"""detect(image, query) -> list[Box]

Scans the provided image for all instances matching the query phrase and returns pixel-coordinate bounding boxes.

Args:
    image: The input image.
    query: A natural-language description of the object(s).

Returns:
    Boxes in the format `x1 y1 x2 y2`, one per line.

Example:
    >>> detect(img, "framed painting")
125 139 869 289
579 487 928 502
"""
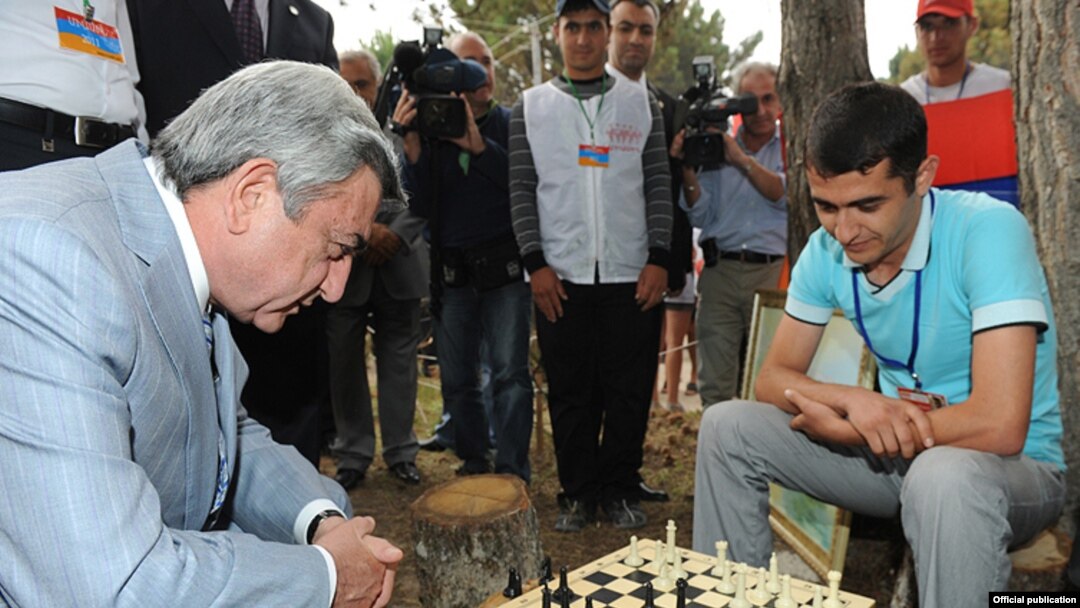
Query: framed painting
741 289 876 580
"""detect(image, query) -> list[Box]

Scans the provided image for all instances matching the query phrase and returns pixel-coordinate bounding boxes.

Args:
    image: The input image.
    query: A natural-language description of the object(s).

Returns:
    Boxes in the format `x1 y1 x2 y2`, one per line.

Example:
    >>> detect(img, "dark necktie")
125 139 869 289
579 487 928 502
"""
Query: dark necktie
230 0 264 65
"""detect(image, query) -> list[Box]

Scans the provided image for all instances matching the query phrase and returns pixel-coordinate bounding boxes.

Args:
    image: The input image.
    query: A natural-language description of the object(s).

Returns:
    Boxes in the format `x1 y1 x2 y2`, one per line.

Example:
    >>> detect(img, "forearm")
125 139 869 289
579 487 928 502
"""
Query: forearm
680 165 702 207
508 100 543 261
742 157 785 202
924 399 1029 455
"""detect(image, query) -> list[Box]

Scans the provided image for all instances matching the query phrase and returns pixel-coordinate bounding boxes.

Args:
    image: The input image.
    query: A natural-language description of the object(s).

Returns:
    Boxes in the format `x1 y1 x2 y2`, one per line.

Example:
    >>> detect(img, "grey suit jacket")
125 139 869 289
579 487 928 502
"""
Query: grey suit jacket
0 142 349 607
342 208 429 306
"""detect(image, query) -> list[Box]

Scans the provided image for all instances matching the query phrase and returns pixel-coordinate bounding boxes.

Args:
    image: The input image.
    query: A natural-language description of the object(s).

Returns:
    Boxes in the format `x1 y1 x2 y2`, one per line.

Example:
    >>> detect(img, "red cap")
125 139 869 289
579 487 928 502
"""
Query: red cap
916 0 974 20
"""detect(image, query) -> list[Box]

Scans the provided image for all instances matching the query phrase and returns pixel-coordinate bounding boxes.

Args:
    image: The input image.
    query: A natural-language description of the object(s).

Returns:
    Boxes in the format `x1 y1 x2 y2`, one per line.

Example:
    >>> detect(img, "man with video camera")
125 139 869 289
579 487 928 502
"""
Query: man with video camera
671 61 786 407
394 32 533 482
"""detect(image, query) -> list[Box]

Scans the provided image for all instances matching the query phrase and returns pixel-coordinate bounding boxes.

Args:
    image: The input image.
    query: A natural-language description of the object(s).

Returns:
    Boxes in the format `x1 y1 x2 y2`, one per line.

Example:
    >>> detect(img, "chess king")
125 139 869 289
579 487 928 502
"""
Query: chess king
693 82 1064 608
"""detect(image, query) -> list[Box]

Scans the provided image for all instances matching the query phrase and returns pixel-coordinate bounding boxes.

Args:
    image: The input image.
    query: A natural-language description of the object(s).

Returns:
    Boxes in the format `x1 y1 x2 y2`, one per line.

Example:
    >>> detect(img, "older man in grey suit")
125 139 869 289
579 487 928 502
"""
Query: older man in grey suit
0 62 401 607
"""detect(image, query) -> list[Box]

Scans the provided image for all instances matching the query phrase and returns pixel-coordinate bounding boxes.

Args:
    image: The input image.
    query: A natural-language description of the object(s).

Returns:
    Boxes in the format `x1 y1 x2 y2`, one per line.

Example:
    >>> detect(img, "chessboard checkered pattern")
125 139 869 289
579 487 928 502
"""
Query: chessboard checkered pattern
500 539 875 608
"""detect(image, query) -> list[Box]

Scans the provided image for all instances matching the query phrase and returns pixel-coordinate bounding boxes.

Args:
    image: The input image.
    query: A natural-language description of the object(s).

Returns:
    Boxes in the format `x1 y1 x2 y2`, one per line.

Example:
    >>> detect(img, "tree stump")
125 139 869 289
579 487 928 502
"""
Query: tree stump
411 474 545 608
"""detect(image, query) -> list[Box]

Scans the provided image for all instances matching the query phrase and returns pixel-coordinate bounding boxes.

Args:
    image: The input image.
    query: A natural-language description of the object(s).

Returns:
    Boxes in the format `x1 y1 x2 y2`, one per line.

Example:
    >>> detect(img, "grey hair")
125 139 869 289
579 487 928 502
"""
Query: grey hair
339 48 383 84
732 61 778 95
610 0 661 21
152 60 403 219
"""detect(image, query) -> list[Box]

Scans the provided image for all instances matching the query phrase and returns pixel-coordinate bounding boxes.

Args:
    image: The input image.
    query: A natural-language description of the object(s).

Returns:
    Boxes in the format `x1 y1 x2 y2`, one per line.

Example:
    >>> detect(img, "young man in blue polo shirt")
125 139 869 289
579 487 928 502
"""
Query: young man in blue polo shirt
692 82 1064 607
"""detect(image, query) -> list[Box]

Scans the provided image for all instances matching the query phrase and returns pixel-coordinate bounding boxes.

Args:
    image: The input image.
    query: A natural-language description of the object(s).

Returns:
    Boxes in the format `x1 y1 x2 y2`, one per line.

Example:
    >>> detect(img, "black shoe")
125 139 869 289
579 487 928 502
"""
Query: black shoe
334 467 365 490
555 498 594 533
418 435 449 452
455 460 493 476
638 480 670 502
603 499 647 529
389 461 422 485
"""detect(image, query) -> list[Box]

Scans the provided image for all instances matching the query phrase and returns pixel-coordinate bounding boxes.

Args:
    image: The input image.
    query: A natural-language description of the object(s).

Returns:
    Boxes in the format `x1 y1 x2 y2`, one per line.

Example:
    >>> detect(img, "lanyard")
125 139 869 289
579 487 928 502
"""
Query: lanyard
924 62 971 104
851 191 935 390
83 0 95 21
564 71 607 144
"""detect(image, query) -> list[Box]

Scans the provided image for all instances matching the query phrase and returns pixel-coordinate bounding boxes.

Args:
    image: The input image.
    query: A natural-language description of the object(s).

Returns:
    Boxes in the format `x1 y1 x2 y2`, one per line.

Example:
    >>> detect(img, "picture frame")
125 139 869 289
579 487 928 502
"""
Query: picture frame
741 289 877 580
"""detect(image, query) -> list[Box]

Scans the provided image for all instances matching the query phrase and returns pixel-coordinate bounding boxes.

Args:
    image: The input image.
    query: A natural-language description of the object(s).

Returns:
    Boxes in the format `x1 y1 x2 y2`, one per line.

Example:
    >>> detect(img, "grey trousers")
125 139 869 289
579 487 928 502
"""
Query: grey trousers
326 277 421 472
696 259 783 406
693 400 1065 608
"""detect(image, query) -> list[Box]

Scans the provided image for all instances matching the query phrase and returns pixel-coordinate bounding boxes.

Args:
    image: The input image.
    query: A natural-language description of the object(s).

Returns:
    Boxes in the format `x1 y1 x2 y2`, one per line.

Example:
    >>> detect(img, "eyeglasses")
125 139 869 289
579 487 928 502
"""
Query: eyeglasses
915 16 966 36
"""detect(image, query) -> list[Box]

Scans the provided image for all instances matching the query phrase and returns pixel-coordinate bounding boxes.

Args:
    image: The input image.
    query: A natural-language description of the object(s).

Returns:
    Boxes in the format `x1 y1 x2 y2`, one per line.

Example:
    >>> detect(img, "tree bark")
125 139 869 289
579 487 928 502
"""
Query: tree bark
1012 0 1080 530
778 0 874 262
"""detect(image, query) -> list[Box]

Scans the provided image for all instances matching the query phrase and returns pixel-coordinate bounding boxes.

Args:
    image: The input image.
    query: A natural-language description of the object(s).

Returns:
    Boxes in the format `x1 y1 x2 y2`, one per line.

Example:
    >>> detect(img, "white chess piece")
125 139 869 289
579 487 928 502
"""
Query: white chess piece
623 535 644 567
813 585 824 608
749 566 771 603
715 557 735 594
671 546 687 580
774 574 796 608
666 519 677 564
711 540 728 577
767 552 781 594
654 561 675 592
823 570 842 608
651 539 666 575
728 566 751 608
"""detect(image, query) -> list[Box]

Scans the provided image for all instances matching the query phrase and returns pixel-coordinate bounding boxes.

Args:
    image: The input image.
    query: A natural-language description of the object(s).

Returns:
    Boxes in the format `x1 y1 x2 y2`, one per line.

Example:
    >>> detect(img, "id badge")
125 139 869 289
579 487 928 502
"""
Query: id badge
897 387 948 412
578 144 610 168
55 7 125 63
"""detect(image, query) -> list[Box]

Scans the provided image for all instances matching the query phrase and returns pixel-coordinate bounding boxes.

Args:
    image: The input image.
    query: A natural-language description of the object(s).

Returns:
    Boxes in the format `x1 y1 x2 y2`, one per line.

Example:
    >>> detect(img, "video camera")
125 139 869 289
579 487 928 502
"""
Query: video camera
374 26 488 139
673 56 759 167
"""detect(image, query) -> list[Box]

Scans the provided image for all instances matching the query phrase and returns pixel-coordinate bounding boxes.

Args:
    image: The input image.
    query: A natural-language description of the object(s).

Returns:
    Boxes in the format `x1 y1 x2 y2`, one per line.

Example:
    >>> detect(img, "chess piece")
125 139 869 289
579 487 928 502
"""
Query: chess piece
643 581 656 608
539 556 553 585
650 539 666 575
584 597 594 608
671 545 687 581
666 519 677 564
675 578 688 608
714 557 735 594
541 584 552 608
624 535 644 567
729 566 751 608
823 570 842 608
774 574 796 608
749 566 771 604
767 552 781 594
813 585 824 608
654 562 675 592
557 565 571 604
711 540 728 577
503 567 522 598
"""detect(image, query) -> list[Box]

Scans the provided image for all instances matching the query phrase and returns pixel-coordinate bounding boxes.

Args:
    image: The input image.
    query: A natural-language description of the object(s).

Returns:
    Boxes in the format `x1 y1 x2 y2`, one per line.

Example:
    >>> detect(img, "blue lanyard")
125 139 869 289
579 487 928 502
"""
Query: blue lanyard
851 191 935 390
924 62 971 104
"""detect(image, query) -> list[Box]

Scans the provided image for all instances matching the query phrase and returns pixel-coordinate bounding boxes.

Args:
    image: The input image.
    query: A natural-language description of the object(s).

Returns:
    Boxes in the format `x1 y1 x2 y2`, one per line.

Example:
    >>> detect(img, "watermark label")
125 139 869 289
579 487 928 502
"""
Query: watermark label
990 592 1078 605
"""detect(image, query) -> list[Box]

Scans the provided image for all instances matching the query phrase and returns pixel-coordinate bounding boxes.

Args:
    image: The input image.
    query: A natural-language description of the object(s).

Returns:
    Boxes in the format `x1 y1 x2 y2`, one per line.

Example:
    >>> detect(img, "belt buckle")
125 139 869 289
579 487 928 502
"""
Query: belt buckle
74 116 107 149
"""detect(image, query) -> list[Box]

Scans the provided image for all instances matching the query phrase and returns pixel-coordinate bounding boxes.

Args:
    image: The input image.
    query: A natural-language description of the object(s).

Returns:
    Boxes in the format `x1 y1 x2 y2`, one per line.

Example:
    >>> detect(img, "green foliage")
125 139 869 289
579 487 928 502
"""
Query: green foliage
361 29 397 72
886 0 1011 83
652 0 763 96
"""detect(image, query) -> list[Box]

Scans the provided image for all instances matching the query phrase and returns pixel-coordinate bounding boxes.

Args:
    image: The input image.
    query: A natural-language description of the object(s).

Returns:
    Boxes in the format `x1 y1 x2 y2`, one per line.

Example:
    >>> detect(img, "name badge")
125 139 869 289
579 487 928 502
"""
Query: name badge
897 387 948 412
55 6 125 63
578 144 610 168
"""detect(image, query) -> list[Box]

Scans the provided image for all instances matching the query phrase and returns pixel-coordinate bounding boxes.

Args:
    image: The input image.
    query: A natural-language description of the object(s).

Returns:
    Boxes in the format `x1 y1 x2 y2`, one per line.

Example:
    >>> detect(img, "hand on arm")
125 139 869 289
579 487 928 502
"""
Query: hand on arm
635 264 668 311
314 516 403 608
391 88 421 164
529 266 567 323
361 223 403 267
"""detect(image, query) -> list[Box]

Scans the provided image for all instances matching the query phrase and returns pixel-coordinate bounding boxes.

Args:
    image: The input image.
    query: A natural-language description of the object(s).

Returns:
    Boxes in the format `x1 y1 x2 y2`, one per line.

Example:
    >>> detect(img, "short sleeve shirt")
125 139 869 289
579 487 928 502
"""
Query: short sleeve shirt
785 188 1063 469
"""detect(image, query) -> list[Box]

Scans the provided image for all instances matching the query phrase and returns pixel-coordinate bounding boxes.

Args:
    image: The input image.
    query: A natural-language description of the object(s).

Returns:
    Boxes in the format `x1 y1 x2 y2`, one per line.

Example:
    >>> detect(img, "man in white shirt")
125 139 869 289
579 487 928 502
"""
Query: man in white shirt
0 0 147 170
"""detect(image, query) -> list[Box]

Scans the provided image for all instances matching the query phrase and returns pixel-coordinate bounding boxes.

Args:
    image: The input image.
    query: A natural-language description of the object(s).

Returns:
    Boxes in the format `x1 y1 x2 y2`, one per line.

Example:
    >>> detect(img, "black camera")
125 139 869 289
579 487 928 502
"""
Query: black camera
673 56 759 167
374 26 488 139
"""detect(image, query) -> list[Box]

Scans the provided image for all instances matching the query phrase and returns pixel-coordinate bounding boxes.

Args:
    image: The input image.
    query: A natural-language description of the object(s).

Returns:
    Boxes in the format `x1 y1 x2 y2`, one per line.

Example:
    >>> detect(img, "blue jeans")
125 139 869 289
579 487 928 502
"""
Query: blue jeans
435 280 533 481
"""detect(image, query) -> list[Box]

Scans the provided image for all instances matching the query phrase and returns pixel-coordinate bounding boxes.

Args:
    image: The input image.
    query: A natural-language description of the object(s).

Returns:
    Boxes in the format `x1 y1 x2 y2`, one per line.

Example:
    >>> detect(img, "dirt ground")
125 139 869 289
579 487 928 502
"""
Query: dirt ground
320 377 905 607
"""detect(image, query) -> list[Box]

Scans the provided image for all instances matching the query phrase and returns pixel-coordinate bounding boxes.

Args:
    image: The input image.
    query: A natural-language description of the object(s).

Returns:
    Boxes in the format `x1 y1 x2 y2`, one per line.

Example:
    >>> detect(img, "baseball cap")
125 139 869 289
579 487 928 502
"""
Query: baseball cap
556 0 611 17
916 0 974 20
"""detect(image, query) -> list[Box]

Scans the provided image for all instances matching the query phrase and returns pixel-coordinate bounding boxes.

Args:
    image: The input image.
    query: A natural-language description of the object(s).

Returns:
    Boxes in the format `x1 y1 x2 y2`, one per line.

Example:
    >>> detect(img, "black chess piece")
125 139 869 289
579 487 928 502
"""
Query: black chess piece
557 565 570 602
675 578 688 608
584 597 594 608
541 584 552 608
539 556 553 585
643 581 655 608
503 567 522 598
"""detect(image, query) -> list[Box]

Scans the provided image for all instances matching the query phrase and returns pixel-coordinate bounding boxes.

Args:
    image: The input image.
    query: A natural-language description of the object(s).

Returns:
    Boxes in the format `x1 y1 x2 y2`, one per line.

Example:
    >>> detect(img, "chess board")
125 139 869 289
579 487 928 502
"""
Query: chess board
500 539 875 608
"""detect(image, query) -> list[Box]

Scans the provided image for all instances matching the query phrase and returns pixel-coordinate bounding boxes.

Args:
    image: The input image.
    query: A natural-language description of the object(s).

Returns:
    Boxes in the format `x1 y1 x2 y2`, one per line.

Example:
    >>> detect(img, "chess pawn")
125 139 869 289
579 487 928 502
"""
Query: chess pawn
774 574 796 608
823 570 842 608
671 546 687 580
643 581 656 608
624 535 644 567
729 566 751 608
749 566 772 603
654 561 675 592
650 539 666 575
711 540 728 577
714 558 736 594
813 585 824 608
767 552 781 594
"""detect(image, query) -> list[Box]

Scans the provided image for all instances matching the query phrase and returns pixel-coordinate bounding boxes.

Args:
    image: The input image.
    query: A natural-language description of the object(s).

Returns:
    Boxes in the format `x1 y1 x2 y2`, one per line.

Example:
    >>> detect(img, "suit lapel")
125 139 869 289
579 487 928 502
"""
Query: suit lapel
185 0 244 67
96 143 221 530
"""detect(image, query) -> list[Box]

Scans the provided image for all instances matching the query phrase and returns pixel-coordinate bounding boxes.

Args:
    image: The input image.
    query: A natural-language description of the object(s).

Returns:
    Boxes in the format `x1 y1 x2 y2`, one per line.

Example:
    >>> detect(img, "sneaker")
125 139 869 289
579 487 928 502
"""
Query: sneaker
554 498 594 533
603 499 647 529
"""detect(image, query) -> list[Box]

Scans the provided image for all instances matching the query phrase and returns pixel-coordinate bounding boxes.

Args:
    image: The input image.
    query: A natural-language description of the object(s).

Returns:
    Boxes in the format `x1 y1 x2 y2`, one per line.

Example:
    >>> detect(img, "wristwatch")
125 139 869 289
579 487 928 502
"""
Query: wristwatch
742 160 753 176
306 509 346 544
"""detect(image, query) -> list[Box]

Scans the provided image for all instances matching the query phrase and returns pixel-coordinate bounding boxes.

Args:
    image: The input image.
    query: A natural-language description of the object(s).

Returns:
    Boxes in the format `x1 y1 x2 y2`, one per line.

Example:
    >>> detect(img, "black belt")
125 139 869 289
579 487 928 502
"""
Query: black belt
719 250 783 264
0 97 136 150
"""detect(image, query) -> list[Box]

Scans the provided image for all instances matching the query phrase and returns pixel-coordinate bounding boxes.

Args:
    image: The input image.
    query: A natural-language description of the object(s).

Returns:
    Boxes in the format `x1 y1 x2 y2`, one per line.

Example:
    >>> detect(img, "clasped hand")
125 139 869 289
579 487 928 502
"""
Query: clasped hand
313 516 403 608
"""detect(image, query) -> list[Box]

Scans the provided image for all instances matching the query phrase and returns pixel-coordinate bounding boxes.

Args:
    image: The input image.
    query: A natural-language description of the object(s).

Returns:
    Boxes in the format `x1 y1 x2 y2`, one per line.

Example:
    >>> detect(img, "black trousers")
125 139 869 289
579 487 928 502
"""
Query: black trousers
0 122 100 171
536 281 662 505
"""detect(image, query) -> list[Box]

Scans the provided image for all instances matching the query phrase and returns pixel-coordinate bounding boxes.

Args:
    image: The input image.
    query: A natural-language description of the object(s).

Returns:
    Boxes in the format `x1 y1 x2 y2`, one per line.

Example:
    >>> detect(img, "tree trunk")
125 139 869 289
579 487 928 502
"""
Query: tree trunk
1012 0 1080 530
778 0 874 262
